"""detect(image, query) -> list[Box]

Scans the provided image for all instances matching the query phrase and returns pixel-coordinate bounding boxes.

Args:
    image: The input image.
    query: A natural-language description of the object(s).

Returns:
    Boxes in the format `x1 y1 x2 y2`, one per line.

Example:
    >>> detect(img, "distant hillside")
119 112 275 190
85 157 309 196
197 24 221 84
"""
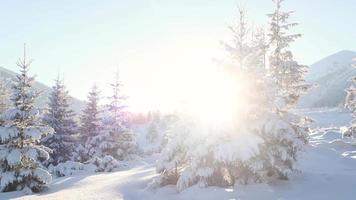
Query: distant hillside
298 50 356 108
0 66 85 114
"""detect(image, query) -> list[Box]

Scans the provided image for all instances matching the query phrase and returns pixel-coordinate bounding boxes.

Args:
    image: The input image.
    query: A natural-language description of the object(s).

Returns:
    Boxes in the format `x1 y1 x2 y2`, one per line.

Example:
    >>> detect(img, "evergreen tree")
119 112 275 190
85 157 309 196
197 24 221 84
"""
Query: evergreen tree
86 73 136 160
259 0 310 179
0 48 53 193
107 71 128 126
79 84 101 161
223 6 267 74
267 0 309 108
251 28 268 71
42 77 78 166
109 72 136 160
223 6 251 71
80 84 101 141
154 0 310 191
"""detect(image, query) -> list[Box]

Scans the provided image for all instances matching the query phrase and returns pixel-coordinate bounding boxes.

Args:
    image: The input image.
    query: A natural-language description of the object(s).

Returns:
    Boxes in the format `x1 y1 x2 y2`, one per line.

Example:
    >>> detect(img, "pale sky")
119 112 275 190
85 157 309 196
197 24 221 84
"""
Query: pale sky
0 0 355 112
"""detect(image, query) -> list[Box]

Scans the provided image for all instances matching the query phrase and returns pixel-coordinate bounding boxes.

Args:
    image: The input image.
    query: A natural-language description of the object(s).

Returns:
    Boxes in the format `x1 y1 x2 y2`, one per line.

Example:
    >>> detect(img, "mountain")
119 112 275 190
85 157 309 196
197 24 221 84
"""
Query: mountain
0 66 85 114
298 50 356 108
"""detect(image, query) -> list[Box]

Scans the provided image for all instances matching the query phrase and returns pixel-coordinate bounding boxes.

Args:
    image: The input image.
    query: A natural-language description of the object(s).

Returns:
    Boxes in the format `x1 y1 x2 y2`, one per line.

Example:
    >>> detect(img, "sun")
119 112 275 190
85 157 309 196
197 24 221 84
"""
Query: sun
124 55 248 128
181 66 248 127
121 35 248 125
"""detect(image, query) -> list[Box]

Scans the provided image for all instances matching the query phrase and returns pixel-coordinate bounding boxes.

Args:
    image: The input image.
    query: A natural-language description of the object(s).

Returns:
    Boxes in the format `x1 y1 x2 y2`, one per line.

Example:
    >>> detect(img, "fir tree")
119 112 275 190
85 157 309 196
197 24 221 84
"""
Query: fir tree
223 6 251 71
42 77 78 166
109 72 136 160
259 0 310 179
222 6 267 74
267 0 309 108
79 84 101 161
251 28 268 71
0 47 53 193
80 84 101 141
87 72 136 160
155 0 310 191
107 71 128 126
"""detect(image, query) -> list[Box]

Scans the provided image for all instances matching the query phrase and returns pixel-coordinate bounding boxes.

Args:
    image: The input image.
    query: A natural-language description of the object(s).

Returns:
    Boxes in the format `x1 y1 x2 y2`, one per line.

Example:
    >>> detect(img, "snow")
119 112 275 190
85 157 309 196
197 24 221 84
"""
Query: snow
0 126 18 142
1 109 356 199
298 50 356 108
0 172 16 188
7 149 21 166
48 161 96 177
33 168 52 184
214 132 262 162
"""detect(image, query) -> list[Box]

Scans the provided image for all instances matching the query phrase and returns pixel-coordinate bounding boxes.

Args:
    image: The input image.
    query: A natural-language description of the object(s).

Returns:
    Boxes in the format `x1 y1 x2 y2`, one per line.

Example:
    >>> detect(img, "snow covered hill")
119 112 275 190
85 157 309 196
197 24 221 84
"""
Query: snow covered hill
1 109 356 200
298 50 356 108
0 66 85 114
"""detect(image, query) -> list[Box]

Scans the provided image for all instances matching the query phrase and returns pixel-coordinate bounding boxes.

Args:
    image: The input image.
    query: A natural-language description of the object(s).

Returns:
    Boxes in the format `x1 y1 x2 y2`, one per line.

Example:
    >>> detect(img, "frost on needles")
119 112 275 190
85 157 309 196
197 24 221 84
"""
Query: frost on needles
153 0 310 191
0 50 54 193
42 77 78 166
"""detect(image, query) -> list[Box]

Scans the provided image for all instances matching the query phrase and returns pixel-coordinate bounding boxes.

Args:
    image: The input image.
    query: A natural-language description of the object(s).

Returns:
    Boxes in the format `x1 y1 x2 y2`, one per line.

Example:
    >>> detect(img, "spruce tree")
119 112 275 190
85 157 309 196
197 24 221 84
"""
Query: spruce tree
42 77 78 166
107 72 136 160
0 47 53 193
155 0 310 190
107 71 128 126
223 6 267 74
251 28 268 71
267 0 309 108
80 84 101 161
223 6 251 71
259 0 309 179
80 84 101 140
87 73 136 160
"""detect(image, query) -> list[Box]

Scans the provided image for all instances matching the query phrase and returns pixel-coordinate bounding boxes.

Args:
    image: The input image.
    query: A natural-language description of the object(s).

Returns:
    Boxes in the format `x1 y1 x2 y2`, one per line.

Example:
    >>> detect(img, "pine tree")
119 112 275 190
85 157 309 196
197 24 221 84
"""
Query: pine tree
222 6 268 75
258 0 309 179
0 47 54 193
155 0 310 191
223 6 251 71
42 77 78 166
80 84 101 141
87 72 136 160
267 0 309 108
79 84 101 161
251 28 268 71
107 71 128 127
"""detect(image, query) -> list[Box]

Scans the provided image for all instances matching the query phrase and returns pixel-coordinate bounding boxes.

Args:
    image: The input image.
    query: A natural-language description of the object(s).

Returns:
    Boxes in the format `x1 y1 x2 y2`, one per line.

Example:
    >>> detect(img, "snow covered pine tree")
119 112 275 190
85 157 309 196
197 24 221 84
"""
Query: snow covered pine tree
0 47 54 193
87 72 136 161
79 84 101 162
155 6 270 190
42 77 78 166
259 0 310 179
155 0 310 191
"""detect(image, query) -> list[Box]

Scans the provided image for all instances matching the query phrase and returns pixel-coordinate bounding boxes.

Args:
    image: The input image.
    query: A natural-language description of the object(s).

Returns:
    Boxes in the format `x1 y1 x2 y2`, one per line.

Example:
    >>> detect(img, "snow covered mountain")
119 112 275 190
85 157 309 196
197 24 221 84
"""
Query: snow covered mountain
298 50 356 108
0 66 85 114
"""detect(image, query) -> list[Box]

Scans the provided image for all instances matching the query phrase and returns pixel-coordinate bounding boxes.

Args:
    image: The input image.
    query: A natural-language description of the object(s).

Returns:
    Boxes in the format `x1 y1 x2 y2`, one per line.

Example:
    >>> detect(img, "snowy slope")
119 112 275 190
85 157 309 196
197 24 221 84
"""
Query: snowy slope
299 50 356 108
2 109 356 200
0 66 85 114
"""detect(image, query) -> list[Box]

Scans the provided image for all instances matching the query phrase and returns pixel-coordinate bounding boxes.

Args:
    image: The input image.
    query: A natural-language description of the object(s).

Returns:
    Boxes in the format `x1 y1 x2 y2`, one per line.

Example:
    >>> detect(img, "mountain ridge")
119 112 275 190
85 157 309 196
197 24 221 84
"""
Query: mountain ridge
0 66 85 114
299 50 356 108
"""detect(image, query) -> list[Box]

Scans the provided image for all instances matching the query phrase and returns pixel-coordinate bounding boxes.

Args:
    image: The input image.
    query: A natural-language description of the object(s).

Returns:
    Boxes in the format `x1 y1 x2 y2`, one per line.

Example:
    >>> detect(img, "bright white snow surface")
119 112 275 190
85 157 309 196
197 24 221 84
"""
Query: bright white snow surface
1 108 356 200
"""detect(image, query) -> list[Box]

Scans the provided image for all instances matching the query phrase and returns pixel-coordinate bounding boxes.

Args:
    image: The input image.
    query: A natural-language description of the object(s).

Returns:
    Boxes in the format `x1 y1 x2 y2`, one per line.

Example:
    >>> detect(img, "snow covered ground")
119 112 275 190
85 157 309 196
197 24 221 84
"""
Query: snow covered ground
2 108 356 200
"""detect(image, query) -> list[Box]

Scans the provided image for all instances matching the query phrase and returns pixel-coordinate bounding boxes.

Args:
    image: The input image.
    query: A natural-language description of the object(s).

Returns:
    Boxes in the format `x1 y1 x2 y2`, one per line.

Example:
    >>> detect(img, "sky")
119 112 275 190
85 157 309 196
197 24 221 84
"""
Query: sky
0 0 355 112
